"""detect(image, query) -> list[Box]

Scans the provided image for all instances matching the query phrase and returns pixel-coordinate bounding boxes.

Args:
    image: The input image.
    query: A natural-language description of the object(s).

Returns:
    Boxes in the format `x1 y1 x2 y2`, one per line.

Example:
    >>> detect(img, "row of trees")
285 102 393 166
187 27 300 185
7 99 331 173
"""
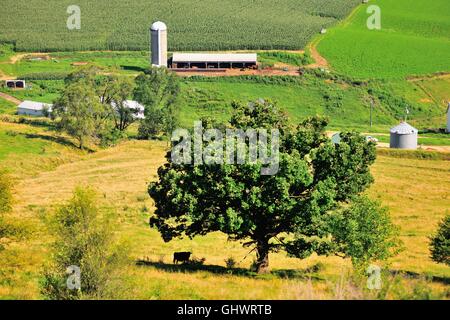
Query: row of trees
53 66 180 149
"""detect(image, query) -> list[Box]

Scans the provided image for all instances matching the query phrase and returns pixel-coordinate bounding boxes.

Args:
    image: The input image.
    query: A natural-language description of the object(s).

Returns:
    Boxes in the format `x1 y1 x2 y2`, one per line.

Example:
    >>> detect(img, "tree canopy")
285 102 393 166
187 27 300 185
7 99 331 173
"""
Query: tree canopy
53 67 136 148
430 215 450 266
134 67 180 139
149 99 400 273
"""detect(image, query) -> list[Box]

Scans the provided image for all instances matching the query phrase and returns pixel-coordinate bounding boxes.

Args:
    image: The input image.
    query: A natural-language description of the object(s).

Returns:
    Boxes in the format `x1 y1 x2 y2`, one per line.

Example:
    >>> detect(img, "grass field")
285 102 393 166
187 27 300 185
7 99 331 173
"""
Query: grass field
1 73 449 133
0 51 149 79
179 76 449 131
0 120 449 299
0 0 360 52
317 0 450 79
0 97 16 114
0 0 449 301
372 134 450 147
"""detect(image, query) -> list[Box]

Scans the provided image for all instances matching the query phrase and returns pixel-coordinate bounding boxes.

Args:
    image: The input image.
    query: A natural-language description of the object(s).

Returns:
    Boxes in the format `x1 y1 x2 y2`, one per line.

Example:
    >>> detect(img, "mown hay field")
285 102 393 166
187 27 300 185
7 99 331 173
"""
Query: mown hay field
317 0 450 79
0 0 360 52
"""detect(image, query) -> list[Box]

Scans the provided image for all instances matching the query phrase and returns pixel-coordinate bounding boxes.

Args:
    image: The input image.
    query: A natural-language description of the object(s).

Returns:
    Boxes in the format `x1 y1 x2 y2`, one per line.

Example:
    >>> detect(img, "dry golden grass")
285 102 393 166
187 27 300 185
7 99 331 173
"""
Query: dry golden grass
0 133 449 299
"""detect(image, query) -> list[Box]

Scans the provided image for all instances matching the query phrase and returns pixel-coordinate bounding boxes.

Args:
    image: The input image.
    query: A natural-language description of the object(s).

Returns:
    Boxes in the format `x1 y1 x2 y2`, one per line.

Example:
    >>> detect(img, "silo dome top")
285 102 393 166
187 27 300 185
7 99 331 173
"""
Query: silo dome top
151 21 167 31
390 122 418 135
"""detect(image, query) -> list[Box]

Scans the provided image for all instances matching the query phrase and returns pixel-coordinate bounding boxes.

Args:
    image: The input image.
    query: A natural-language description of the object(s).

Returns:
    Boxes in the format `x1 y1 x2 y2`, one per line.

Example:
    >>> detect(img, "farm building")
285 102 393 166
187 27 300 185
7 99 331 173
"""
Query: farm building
17 100 52 117
390 122 418 150
170 53 257 69
5 80 26 89
150 21 168 67
110 100 145 119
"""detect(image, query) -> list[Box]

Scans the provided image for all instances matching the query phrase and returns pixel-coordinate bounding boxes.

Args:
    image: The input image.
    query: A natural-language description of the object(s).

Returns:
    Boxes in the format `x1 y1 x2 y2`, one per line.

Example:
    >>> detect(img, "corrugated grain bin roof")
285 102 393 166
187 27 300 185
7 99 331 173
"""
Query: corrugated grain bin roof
172 53 257 63
18 100 52 111
390 122 418 135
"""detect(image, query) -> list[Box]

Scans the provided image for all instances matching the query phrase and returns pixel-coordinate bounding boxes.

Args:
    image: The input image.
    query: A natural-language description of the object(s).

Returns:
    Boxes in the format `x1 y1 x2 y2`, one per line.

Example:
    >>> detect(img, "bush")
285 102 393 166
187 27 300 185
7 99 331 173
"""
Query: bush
430 215 450 266
224 257 237 269
40 187 128 300
330 196 402 271
99 128 126 148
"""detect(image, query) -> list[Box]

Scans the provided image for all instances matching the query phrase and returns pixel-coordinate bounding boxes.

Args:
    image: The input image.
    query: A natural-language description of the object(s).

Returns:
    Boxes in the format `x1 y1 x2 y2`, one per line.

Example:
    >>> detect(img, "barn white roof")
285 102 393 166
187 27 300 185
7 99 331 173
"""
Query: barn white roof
390 122 418 135
110 100 145 119
18 100 52 111
172 53 257 63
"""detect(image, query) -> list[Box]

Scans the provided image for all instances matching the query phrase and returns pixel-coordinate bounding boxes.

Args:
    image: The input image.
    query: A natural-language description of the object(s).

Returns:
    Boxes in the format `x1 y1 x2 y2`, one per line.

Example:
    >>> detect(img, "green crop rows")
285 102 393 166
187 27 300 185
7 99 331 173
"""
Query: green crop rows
0 0 360 52
317 0 450 79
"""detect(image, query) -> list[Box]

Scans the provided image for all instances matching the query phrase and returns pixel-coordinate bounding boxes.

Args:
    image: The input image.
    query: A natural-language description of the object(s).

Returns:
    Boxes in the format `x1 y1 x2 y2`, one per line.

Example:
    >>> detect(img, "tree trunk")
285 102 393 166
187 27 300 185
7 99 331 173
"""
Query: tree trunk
255 242 270 274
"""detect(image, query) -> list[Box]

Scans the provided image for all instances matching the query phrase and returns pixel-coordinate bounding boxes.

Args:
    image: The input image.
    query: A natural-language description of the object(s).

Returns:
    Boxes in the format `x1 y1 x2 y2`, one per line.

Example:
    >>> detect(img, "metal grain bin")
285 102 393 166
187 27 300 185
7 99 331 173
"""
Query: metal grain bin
390 122 418 150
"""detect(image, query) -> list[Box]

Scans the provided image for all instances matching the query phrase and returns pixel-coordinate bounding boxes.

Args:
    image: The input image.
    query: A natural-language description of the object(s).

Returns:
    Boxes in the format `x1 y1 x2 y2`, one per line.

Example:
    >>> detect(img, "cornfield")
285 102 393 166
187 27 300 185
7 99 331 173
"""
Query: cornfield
0 0 360 52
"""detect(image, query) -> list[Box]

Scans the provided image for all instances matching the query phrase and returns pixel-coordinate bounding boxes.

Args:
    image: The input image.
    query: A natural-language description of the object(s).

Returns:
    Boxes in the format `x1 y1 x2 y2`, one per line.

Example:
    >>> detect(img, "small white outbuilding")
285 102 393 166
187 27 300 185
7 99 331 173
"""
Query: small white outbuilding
17 100 52 117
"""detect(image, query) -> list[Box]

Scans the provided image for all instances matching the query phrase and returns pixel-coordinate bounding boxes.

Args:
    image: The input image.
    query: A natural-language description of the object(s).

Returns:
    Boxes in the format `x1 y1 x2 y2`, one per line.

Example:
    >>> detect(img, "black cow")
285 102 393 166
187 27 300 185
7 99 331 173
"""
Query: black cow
173 252 192 264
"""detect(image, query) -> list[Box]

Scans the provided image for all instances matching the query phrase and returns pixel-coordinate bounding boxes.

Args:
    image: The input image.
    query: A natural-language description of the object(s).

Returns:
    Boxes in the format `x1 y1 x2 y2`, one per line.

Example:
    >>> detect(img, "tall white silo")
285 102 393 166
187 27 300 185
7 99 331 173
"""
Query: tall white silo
150 21 168 67
446 102 450 133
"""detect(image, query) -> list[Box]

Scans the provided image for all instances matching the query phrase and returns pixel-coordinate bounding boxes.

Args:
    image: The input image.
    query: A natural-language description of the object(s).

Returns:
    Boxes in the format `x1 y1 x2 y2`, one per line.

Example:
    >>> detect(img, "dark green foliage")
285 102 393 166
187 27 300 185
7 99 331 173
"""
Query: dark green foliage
53 79 107 149
149 99 397 273
377 148 450 161
230 99 289 133
328 196 402 270
97 75 136 132
40 187 127 300
98 128 126 148
430 215 450 266
312 132 377 201
53 67 135 147
134 67 180 139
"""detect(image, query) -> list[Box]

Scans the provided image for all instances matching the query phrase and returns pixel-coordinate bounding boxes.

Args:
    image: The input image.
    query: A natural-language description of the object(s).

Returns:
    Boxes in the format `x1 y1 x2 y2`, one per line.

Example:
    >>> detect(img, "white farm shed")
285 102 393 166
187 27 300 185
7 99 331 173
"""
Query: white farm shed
171 53 258 69
17 100 52 117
